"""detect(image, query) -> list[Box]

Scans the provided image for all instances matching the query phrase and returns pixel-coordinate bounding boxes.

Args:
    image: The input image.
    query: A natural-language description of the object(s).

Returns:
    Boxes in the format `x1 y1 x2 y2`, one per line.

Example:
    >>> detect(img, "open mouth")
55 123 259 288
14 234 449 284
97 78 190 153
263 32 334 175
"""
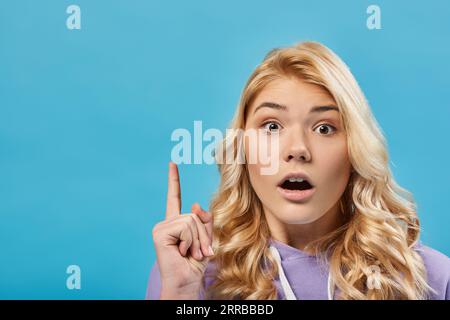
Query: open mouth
279 177 313 191
277 174 315 202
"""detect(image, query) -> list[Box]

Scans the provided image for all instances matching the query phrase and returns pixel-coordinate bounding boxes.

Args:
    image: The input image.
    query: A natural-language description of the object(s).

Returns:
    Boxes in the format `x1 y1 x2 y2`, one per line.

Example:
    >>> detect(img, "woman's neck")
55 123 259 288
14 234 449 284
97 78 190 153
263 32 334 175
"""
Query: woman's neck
265 202 344 254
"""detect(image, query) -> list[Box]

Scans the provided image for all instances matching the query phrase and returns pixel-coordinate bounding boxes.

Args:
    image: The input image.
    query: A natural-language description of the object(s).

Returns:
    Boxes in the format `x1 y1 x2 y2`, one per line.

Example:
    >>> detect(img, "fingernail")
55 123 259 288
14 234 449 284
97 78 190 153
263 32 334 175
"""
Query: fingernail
197 249 203 259
207 245 214 256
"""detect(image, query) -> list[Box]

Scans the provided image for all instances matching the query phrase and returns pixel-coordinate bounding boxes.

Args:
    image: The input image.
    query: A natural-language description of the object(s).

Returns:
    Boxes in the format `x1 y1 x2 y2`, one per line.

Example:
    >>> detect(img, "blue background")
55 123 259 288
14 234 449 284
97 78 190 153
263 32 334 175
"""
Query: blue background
0 0 449 299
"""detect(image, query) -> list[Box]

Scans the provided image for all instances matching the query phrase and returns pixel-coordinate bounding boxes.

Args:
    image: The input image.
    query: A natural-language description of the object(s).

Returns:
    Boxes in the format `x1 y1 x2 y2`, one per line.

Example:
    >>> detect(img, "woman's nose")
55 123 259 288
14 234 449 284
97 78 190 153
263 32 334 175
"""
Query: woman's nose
282 130 312 163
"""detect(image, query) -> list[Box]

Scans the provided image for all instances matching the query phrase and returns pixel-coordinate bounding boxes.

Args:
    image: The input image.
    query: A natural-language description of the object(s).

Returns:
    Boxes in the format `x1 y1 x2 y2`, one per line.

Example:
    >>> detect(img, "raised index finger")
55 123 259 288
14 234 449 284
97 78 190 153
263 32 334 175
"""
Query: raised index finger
165 161 181 219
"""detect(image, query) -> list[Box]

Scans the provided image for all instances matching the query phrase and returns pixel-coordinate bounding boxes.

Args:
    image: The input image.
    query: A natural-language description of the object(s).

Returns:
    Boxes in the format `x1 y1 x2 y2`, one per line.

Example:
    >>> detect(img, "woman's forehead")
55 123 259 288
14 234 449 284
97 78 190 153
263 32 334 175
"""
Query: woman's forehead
248 78 337 116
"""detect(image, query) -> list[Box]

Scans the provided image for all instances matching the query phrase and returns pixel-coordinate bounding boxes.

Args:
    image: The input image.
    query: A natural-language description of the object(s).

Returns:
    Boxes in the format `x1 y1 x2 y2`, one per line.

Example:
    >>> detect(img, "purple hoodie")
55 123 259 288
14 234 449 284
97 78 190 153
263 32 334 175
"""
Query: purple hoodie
145 238 450 300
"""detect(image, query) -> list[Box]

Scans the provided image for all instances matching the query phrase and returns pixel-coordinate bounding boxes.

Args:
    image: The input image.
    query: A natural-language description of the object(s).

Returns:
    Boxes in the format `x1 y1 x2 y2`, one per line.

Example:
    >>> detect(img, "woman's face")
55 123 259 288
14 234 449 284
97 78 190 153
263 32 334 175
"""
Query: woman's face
244 77 352 225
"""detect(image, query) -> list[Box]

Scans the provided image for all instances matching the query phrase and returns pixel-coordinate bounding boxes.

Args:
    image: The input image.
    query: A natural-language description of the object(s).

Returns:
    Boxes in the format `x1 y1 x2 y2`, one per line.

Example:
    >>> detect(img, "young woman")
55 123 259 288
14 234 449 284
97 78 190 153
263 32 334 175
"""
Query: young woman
147 41 449 300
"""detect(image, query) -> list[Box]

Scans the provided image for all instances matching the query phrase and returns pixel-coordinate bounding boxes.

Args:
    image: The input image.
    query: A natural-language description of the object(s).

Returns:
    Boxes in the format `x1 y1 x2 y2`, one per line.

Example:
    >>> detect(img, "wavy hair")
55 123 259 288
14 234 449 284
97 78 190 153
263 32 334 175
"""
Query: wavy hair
203 41 434 300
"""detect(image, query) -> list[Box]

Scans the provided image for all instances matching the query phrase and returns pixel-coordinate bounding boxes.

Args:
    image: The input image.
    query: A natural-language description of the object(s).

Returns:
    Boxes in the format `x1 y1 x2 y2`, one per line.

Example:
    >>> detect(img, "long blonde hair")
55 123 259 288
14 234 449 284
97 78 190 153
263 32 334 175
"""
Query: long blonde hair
204 41 433 299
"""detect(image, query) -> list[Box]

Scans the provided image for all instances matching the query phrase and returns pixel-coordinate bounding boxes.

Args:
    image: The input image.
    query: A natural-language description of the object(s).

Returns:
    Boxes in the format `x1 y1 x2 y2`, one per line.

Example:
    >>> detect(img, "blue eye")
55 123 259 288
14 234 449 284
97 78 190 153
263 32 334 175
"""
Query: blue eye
262 121 281 133
314 124 336 135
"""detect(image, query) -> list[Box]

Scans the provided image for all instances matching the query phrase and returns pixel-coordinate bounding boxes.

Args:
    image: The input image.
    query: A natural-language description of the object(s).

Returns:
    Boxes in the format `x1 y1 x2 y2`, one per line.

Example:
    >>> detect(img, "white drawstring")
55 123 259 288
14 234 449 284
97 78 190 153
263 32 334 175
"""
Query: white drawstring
269 245 334 300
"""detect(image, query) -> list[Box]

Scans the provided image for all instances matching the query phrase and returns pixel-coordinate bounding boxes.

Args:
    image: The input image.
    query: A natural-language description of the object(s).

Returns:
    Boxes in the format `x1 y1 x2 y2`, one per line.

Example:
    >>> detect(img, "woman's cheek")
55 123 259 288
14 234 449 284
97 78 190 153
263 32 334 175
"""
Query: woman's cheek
334 139 351 175
312 137 348 179
322 140 351 184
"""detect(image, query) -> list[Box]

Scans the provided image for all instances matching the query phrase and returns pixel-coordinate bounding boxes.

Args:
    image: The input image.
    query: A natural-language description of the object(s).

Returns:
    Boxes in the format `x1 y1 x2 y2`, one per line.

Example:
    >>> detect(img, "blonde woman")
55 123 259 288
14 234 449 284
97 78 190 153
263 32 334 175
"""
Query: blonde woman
147 41 449 300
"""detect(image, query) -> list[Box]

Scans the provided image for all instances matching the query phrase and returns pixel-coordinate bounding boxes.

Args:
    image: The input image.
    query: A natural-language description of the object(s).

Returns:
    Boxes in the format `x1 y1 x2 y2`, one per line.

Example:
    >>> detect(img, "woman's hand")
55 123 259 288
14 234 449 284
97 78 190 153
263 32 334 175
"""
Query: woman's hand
152 162 214 299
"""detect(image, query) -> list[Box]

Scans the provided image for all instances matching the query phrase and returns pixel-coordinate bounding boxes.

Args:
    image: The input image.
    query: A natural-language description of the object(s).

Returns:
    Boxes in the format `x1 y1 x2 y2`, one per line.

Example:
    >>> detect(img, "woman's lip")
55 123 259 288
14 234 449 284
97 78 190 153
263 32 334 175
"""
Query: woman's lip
277 186 315 202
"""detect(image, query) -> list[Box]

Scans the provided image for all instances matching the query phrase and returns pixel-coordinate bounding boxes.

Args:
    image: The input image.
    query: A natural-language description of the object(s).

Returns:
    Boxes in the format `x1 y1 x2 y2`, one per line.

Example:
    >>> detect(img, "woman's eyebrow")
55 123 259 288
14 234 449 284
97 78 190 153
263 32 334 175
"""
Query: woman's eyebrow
253 102 339 115
253 102 287 114
309 105 339 114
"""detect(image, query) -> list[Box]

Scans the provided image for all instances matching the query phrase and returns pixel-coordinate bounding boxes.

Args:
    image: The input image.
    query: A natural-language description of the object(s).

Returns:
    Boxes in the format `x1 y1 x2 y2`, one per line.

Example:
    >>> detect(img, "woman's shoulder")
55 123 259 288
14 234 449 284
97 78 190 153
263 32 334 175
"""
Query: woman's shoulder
413 241 450 300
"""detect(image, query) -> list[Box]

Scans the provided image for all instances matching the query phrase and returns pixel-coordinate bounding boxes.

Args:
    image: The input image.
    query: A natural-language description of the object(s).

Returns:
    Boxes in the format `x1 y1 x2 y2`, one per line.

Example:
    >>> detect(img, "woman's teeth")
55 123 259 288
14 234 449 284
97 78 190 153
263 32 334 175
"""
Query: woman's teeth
288 178 304 183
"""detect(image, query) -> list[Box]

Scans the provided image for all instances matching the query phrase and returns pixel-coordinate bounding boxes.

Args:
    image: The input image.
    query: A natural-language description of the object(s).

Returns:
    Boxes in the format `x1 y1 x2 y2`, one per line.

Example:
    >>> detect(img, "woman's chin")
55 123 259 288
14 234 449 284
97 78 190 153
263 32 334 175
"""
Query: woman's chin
275 207 320 225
